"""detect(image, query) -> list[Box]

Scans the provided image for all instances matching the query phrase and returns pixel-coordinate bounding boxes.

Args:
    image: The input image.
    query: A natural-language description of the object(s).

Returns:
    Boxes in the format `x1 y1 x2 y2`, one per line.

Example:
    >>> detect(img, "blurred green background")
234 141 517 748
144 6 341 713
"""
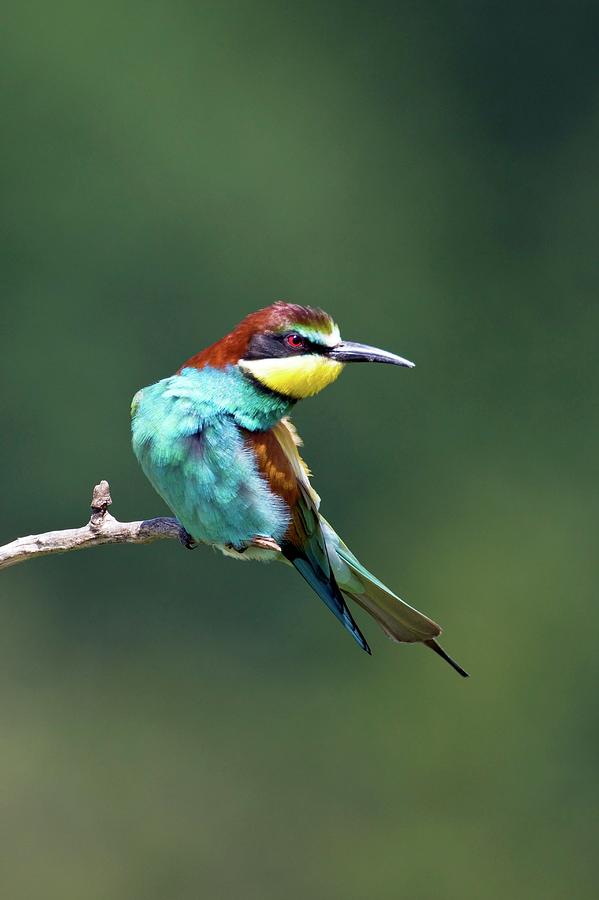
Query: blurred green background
2 2 598 898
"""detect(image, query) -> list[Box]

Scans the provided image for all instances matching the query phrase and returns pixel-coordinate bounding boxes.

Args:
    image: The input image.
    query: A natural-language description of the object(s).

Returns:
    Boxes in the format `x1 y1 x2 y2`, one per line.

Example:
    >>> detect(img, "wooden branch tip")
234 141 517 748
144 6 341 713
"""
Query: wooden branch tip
90 480 113 526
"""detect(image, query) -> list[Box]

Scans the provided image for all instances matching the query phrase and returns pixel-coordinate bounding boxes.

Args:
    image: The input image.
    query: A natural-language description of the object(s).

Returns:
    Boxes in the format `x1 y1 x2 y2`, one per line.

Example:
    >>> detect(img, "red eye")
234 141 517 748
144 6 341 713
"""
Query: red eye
285 333 305 350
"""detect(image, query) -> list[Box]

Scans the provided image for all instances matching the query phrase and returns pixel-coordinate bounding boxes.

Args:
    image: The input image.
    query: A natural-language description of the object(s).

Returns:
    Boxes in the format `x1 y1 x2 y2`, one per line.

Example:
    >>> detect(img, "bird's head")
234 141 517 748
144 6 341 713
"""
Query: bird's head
181 301 414 399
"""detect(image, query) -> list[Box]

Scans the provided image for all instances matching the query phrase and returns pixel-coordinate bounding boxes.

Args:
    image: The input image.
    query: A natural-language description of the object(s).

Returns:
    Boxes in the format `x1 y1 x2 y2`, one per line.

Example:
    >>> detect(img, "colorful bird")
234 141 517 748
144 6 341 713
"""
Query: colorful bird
131 302 468 676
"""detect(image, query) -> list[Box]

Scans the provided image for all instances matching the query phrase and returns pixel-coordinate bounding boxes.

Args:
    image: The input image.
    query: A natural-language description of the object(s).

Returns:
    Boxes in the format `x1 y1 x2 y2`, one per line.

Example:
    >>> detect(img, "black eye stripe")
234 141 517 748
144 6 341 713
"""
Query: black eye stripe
244 331 330 361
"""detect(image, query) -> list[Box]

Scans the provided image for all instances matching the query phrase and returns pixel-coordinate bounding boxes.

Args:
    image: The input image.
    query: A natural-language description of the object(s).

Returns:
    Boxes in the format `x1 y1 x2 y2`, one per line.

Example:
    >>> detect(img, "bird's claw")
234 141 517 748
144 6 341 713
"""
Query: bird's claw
225 535 282 554
178 527 198 550
250 535 282 553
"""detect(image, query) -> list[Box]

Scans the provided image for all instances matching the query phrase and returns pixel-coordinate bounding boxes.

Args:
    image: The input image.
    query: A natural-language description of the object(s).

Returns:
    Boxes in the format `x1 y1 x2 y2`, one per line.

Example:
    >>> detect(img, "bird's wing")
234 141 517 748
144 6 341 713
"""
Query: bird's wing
254 419 467 674
272 418 437 646
248 419 467 673
265 419 371 653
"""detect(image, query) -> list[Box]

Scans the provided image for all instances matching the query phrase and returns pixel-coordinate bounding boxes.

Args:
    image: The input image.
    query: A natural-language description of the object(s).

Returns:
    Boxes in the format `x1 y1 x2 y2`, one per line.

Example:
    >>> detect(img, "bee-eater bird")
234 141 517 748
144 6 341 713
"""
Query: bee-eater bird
131 302 468 676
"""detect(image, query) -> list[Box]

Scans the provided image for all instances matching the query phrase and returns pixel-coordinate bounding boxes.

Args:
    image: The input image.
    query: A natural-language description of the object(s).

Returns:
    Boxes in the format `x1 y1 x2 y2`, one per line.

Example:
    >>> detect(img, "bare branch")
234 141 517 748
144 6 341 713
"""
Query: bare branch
0 480 187 572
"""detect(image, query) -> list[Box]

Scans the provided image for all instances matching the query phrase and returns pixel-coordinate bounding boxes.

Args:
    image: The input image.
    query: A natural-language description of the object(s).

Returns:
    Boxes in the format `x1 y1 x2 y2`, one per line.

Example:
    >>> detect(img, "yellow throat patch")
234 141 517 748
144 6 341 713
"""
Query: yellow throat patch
239 354 344 399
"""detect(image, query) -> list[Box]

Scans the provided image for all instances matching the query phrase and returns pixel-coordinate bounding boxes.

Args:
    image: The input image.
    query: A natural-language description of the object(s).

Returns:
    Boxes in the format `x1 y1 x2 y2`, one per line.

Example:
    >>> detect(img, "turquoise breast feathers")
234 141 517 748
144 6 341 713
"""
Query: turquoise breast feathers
131 366 293 548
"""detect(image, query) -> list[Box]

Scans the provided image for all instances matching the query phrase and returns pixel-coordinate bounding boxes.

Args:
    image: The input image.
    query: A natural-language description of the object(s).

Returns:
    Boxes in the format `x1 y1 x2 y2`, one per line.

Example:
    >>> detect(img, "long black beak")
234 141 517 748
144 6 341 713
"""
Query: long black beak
328 340 415 368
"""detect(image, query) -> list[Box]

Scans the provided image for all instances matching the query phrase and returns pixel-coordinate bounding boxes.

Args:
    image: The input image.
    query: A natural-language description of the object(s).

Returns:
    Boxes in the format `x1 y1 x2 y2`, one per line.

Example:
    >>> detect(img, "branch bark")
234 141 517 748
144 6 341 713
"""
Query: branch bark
0 481 187 572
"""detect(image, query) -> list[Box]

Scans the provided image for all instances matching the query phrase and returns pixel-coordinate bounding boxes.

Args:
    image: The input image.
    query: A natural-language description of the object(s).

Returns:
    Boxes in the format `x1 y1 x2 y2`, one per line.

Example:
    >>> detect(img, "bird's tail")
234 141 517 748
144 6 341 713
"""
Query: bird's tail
321 520 468 677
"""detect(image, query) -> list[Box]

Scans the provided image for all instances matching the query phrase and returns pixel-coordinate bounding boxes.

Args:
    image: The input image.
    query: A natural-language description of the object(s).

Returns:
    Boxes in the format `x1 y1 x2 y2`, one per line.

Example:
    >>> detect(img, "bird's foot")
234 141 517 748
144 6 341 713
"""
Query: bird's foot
250 535 282 553
224 535 282 554
178 527 198 550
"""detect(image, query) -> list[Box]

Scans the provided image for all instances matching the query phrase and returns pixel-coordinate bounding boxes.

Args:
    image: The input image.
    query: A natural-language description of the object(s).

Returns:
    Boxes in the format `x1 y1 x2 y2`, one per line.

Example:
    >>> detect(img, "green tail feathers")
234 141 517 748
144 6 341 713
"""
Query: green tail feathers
322 520 469 677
